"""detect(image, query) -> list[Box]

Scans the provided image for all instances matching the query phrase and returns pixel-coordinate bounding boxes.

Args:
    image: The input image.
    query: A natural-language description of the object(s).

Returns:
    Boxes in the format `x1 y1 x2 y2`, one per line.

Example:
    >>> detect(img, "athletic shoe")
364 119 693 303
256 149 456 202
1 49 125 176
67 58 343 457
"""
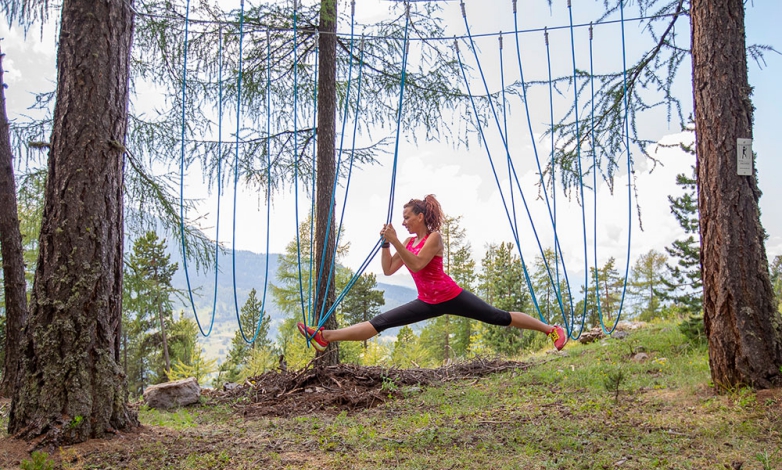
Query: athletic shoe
297 322 329 352
548 325 567 351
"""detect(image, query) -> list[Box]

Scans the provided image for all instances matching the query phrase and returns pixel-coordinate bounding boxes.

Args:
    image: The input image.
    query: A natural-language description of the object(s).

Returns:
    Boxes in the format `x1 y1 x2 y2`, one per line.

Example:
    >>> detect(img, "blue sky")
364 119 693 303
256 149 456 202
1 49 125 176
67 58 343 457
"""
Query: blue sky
2 0 780 292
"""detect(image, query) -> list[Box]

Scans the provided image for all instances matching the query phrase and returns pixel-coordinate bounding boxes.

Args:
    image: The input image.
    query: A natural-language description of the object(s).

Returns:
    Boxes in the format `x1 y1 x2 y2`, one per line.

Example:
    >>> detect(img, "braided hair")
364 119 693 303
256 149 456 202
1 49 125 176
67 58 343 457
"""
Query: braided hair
404 194 443 233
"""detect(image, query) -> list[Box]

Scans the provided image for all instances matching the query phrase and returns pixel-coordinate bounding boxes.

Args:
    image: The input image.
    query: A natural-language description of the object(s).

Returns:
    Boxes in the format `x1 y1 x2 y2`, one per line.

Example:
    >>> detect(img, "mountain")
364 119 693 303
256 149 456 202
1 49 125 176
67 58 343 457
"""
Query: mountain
164 245 418 363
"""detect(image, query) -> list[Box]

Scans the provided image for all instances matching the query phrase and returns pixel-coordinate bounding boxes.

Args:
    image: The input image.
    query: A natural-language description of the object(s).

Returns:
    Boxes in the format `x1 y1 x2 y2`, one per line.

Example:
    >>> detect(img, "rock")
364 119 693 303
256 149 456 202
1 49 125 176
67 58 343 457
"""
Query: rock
579 327 604 344
143 377 201 410
223 382 240 392
631 352 649 362
616 321 645 331
612 331 629 340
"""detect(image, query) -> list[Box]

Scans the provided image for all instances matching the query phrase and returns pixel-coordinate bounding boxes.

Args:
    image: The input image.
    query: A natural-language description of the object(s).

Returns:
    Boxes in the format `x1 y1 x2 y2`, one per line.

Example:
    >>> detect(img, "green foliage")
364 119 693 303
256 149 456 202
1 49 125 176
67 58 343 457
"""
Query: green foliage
169 346 218 385
770 255 782 312
679 314 707 346
339 272 385 349
660 169 703 316
581 257 625 328
122 231 184 395
216 288 274 386
390 326 432 368
602 368 626 403
20 451 54 470
477 242 529 356
441 215 477 358
628 249 669 321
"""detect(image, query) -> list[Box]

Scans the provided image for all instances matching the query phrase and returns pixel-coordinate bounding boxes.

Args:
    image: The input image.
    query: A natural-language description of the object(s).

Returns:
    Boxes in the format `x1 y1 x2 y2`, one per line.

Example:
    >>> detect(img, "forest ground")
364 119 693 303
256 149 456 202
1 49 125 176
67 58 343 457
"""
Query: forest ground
1 321 781 469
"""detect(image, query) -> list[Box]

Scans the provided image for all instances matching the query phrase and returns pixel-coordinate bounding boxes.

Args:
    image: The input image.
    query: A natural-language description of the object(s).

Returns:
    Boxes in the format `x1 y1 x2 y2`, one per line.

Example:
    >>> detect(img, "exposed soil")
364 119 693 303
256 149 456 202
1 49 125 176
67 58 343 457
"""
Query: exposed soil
211 357 535 417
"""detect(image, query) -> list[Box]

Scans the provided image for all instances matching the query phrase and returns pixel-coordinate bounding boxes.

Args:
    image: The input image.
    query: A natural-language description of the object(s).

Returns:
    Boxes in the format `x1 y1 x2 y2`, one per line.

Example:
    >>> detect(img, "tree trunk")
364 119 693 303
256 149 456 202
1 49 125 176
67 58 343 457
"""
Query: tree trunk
692 0 782 389
0 44 29 398
8 0 138 445
156 295 171 376
315 0 339 366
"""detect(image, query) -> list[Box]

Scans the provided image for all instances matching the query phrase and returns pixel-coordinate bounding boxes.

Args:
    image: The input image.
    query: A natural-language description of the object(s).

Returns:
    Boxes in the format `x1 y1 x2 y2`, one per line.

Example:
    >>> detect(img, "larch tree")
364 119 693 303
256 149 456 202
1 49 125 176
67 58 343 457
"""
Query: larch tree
691 0 782 388
6 0 139 444
129 0 476 366
0 43 28 398
551 0 781 389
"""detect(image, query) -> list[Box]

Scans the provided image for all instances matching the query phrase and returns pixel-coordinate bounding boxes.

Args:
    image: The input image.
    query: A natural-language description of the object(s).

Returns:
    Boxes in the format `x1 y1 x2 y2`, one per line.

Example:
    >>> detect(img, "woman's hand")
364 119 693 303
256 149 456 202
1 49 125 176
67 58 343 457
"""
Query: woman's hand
380 223 398 244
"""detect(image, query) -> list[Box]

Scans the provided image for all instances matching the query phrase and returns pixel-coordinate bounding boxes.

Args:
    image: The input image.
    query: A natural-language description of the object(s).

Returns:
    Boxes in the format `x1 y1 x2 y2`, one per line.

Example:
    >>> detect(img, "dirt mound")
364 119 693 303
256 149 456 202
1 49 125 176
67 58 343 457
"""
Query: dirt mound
207 358 533 417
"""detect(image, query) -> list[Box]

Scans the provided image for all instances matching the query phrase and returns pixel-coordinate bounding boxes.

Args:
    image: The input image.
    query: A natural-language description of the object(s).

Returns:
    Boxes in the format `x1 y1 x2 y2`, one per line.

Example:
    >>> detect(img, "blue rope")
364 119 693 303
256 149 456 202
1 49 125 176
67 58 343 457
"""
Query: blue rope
460 2 571 330
543 28 572 329
385 3 412 226
497 31 544 321
511 2 569 326
307 36 319 326
231 0 272 344
455 39 567 329
178 0 217 337
498 33 520 243
566 0 588 339
312 1 358 329
588 23 608 333
612 0 633 327
292 3 309 328
312 4 412 333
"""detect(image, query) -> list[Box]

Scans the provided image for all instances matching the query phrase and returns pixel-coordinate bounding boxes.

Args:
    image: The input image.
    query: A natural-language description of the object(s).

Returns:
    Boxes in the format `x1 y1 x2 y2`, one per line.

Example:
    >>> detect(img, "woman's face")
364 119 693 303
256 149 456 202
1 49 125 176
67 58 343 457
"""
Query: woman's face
402 206 423 233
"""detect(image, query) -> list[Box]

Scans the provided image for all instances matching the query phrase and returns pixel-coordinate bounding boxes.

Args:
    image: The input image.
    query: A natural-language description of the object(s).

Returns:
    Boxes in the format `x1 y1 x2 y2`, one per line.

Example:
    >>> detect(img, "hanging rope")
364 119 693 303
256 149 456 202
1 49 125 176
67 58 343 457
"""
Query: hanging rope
459 1 574 331
566 0 589 338
611 0 635 328
228 1 273 344
309 2 412 336
178 0 219 337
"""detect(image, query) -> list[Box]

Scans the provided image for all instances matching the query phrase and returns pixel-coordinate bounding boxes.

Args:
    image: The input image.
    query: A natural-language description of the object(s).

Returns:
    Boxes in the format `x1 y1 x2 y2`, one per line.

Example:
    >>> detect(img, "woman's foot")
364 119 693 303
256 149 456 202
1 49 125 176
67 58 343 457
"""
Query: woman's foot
547 325 567 351
297 322 329 352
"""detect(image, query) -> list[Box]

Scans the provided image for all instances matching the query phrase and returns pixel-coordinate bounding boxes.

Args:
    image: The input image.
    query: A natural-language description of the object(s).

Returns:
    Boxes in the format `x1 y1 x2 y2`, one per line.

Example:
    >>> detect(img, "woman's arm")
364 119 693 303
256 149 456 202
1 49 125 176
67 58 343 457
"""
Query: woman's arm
389 231 442 273
381 237 408 275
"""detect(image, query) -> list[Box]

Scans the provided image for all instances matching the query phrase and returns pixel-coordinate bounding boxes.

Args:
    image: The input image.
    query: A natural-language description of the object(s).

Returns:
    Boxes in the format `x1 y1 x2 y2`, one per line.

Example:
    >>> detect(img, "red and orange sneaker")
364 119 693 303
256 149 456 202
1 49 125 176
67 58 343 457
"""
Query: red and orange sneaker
297 322 329 352
548 325 567 351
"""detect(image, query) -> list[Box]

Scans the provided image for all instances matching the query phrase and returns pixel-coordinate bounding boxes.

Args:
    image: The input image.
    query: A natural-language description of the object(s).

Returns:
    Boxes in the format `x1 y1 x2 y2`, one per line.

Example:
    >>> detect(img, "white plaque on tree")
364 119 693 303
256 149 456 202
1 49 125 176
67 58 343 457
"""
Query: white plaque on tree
737 138 753 176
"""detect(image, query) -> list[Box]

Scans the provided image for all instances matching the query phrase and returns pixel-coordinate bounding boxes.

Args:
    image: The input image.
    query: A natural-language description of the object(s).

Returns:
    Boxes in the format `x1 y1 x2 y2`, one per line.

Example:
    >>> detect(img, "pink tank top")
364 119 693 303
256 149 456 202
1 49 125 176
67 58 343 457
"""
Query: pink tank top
406 234 463 304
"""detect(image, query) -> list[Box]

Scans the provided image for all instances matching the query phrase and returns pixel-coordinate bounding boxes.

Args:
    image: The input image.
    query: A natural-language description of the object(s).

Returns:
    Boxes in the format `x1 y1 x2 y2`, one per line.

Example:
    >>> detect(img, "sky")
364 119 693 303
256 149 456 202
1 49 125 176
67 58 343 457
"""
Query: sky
2 0 781 293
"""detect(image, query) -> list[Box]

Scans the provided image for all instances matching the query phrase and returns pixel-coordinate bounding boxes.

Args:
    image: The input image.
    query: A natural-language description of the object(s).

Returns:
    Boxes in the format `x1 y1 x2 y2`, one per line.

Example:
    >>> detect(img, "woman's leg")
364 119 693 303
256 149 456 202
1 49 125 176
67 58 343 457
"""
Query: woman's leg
321 299 439 343
509 311 555 334
321 321 378 342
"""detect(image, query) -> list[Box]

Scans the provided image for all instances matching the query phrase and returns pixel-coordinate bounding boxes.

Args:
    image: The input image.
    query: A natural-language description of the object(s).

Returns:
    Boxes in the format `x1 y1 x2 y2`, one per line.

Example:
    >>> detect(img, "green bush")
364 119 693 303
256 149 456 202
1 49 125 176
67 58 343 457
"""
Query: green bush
679 314 706 345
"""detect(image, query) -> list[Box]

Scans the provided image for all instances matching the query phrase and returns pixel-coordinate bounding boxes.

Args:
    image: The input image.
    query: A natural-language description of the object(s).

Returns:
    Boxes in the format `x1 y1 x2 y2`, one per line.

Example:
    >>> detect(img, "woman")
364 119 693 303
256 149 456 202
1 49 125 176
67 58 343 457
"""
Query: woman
297 194 567 353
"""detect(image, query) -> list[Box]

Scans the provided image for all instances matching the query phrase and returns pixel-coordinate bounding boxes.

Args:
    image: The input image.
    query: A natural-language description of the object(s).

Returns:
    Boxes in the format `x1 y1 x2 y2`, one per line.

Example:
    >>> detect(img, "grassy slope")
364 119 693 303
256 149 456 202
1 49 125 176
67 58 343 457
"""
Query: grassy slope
2 321 781 469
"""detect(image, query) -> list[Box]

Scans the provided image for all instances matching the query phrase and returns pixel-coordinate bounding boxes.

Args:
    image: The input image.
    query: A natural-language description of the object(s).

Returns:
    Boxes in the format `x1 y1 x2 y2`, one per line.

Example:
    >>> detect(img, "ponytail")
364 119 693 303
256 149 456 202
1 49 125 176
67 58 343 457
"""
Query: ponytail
404 194 443 232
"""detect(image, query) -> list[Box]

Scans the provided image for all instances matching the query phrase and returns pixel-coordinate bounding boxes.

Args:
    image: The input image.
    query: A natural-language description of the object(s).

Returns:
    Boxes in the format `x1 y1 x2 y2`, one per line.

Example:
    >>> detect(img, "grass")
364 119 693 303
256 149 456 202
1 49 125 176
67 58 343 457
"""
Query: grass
3 321 782 469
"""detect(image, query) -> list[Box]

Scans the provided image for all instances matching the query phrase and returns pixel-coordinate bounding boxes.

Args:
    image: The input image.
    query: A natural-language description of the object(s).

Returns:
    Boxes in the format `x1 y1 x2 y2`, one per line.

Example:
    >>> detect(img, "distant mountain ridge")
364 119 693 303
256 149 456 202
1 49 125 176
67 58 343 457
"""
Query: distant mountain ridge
161 244 418 361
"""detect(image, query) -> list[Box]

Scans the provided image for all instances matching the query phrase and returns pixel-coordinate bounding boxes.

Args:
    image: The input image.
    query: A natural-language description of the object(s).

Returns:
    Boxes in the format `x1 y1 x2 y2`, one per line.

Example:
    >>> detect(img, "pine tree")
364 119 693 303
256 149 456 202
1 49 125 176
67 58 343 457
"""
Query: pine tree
218 288 272 384
628 249 669 321
339 272 385 349
581 258 625 329
477 242 529 356
660 169 703 315
770 255 782 312
122 232 181 391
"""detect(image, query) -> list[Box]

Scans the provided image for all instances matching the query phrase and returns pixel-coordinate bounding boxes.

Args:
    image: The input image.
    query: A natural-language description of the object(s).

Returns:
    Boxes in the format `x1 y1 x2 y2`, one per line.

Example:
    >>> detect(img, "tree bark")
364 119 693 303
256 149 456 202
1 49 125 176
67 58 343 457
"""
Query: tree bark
8 0 139 445
0 44 29 398
692 0 782 389
315 0 339 365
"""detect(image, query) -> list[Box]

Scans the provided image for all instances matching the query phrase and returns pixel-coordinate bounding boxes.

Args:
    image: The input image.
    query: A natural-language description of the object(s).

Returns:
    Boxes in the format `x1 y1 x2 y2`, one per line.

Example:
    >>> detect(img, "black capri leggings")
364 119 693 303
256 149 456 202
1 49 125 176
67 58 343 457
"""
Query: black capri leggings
368 290 512 333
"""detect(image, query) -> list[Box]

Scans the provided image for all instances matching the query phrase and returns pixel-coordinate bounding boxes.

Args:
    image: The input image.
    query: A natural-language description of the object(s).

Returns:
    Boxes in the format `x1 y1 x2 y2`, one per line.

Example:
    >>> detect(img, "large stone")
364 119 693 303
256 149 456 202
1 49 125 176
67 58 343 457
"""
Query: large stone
143 377 201 410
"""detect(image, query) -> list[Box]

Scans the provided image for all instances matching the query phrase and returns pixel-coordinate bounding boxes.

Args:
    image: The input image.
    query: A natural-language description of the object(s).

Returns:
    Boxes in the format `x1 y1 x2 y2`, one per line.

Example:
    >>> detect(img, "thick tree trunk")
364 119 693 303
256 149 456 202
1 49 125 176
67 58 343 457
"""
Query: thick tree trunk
0 45 29 398
692 0 782 389
315 0 339 365
8 0 139 445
